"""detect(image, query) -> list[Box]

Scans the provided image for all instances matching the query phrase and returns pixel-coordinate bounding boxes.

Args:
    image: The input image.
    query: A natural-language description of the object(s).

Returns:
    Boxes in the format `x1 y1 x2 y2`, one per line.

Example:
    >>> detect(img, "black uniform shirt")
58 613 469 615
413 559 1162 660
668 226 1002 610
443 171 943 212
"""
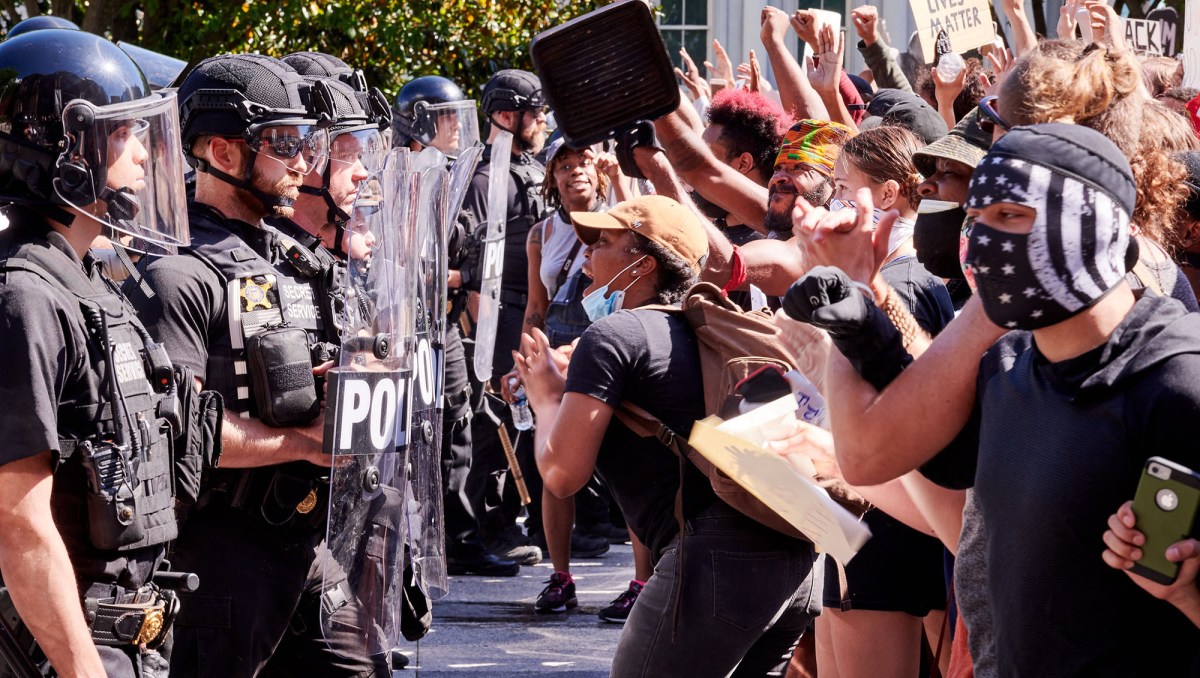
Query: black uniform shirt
135 208 279 385
0 221 163 588
0 226 97 466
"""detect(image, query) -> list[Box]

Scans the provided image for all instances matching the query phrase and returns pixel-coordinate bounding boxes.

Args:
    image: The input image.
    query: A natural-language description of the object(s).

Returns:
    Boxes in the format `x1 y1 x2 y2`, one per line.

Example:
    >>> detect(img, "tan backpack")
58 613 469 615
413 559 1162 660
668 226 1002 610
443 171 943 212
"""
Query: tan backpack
615 282 867 541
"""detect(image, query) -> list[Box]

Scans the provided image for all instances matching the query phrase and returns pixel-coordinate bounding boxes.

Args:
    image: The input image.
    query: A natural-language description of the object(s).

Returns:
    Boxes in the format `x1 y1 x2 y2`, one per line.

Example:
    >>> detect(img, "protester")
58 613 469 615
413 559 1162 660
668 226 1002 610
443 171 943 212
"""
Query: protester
820 122 1200 674
516 192 820 676
801 126 954 678
995 40 1198 310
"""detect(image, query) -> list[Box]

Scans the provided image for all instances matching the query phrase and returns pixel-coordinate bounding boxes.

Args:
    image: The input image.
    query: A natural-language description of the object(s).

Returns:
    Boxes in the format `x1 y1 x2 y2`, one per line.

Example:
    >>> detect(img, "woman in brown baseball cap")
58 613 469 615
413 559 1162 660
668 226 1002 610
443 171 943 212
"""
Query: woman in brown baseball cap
515 194 821 675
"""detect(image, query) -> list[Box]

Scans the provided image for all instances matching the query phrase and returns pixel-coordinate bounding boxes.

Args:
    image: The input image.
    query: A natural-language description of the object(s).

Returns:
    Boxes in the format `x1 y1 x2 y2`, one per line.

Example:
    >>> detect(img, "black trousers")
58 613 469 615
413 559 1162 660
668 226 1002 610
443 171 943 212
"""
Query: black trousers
464 300 544 538
167 504 388 678
441 327 480 550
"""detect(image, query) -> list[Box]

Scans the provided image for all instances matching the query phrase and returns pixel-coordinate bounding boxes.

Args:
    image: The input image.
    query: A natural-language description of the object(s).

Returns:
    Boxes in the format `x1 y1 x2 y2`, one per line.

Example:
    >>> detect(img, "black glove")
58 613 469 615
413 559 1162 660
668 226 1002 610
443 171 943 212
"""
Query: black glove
458 230 484 292
615 120 662 180
784 266 912 390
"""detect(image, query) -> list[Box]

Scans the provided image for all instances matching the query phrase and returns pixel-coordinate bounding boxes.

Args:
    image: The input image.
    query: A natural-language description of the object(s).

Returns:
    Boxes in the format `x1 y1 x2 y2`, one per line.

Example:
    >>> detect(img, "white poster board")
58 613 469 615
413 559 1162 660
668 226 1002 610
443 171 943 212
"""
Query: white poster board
1184 0 1200 88
908 0 996 63
1125 18 1166 55
689 405 872 565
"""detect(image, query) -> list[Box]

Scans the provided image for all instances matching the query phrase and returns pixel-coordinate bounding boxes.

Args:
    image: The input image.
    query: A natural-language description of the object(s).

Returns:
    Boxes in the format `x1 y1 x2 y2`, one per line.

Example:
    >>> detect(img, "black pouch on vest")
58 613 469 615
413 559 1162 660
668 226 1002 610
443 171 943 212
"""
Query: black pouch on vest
246 325 319 427
79 440 145 550
172 366 225 508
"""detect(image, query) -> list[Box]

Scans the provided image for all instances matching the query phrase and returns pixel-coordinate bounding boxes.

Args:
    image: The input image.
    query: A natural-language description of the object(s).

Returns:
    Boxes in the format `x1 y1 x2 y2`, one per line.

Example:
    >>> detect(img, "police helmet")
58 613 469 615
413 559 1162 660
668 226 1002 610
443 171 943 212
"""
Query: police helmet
178 54 336 208
0 29 189 250
283 51 392 137
298 77 387 226
5 15 79 39
480 69 545 116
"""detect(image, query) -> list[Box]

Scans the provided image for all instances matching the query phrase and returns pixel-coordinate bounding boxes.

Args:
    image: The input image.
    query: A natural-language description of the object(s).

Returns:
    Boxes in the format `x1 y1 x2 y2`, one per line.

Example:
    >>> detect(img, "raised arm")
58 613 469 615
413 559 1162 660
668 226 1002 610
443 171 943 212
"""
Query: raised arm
760 6 829 122
852 5 912 92
652 105 769 231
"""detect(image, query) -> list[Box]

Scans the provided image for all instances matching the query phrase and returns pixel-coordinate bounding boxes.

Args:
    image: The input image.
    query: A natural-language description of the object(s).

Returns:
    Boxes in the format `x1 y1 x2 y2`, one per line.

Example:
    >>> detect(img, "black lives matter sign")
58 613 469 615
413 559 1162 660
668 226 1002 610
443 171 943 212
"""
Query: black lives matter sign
910 0 996 63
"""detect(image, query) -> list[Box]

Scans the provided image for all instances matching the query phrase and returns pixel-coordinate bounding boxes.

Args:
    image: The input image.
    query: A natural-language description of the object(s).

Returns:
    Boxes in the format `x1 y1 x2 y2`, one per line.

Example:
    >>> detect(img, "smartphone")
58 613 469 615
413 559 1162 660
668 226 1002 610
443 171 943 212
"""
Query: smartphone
1130 456 1200 584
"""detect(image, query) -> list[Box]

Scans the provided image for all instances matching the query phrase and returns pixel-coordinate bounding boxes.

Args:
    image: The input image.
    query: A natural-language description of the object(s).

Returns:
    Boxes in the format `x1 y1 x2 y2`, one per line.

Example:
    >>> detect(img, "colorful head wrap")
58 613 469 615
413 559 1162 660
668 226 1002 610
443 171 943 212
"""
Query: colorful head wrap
773 119 854 176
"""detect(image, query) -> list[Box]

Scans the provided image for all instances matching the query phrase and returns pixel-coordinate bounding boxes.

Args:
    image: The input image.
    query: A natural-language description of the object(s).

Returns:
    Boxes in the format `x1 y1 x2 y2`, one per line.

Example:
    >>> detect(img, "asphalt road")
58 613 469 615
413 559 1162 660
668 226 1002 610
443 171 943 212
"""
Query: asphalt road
395 541 635 676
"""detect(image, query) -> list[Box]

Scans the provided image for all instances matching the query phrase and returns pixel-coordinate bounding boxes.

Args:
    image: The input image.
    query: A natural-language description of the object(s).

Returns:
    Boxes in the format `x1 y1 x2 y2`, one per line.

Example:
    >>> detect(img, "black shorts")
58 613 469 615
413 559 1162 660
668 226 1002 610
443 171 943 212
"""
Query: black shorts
823 508 948 616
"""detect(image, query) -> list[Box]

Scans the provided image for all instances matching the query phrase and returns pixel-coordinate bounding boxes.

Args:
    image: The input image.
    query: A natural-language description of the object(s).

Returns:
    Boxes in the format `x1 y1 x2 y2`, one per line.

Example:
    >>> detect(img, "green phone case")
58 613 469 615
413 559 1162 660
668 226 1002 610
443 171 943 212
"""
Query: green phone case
1130 457 1200 585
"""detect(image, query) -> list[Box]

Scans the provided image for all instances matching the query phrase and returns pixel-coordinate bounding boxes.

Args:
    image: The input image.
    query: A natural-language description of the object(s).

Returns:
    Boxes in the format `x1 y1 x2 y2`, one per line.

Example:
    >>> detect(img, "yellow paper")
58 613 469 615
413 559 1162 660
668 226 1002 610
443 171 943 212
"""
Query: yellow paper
689 415 871 564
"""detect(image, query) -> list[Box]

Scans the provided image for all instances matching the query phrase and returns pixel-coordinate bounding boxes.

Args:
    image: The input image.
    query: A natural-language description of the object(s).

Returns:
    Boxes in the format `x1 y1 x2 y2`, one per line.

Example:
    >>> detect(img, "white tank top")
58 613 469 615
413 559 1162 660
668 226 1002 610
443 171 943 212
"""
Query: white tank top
538 212 586 300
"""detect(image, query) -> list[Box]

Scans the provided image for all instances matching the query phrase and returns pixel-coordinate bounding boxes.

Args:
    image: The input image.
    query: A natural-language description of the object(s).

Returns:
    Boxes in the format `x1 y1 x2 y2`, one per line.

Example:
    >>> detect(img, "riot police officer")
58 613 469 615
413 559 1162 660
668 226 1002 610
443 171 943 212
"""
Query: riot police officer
460 69 550 566
393 75 521 577
130 53 387 677
393 76 480 159
0 28 197 676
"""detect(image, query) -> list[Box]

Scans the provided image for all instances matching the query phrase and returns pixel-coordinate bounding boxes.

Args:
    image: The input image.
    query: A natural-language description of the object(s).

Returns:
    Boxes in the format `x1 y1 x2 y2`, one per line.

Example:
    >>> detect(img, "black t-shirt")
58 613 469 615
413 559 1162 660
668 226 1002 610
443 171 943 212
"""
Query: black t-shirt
0 223 162 587
0 227 91 466
923 293 1200 675
564 309 716 558
880 255 955 335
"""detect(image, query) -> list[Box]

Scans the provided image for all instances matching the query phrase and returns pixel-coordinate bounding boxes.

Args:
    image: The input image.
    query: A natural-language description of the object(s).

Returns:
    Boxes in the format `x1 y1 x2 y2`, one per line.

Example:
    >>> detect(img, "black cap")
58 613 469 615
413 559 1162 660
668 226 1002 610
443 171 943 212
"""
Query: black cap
1178 151 1200 221
865 88 948 145
481 69 544 115
981 123 1136 217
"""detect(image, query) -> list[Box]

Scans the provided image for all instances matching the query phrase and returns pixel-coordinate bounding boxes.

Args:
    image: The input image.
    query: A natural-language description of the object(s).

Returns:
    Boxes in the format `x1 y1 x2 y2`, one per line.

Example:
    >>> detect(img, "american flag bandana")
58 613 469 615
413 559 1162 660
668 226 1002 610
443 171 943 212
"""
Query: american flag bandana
965 154 1130 322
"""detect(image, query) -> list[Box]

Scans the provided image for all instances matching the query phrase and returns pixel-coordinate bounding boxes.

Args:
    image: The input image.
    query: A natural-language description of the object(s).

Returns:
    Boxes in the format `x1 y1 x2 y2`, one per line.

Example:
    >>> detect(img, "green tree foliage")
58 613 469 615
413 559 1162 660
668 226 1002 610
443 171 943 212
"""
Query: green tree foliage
0 0 613 97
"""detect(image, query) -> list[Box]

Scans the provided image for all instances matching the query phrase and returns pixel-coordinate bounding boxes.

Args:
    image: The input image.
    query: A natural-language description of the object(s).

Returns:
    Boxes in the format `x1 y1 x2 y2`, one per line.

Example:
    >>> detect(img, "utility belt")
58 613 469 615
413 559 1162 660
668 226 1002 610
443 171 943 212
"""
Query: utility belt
204 466 330 532
83 582 177 649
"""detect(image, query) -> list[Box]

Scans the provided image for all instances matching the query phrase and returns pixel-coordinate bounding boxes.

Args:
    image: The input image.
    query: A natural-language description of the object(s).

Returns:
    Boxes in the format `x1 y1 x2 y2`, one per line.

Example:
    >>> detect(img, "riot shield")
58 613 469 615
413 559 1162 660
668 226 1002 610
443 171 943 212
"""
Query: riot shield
406 146 452 599
471 131 513 383
321 165 420 658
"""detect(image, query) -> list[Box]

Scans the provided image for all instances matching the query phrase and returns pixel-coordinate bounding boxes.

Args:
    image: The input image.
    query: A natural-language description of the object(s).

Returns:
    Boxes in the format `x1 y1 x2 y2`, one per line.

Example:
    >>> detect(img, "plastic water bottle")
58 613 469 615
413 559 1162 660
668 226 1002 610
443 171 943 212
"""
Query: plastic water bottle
509 377 535 431
936 52 965 82
1077 6 1094 42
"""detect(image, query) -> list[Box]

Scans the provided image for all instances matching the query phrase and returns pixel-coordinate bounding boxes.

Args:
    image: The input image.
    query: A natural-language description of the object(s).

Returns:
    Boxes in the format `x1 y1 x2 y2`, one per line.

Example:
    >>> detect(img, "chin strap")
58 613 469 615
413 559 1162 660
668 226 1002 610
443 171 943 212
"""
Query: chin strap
297 162 352 229
193 152 295 211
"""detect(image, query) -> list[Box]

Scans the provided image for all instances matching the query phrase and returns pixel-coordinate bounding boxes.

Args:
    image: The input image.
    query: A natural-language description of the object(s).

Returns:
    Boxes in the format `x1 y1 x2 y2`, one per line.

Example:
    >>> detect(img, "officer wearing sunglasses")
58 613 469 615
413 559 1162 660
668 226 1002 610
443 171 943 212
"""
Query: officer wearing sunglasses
128 54 398 677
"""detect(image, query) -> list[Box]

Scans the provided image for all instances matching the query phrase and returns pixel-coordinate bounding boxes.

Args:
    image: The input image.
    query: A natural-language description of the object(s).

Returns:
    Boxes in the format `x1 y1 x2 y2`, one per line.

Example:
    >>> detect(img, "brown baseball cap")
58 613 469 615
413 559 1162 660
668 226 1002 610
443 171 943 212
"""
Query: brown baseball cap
571 195 708 274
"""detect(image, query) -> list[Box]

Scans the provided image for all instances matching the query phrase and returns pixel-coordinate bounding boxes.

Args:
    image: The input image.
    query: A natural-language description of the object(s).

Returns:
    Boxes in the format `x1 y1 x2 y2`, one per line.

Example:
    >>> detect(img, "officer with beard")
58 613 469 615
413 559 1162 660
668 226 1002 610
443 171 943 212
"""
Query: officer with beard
130 54 389 677
458 69 550 569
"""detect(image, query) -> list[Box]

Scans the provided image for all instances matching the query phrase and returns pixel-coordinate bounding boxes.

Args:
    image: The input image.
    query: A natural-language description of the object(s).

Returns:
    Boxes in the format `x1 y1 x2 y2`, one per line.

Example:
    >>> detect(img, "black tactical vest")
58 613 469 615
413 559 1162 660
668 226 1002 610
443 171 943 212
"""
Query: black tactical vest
183 204 343 528
0 237 178 560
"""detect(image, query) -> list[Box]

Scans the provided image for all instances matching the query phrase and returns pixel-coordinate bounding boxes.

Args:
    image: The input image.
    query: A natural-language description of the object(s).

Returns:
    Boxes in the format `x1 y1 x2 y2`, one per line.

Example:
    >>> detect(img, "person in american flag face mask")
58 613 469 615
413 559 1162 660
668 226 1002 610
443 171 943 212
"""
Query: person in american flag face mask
961 123 1134 330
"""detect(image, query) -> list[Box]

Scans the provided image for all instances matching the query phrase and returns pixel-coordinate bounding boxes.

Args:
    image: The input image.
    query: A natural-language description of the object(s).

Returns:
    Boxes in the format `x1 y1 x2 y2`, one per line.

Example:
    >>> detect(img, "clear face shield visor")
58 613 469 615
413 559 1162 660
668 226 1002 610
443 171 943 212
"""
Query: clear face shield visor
330 127 387 176
244 121 330 177
416 100 480 157
57 92 190 254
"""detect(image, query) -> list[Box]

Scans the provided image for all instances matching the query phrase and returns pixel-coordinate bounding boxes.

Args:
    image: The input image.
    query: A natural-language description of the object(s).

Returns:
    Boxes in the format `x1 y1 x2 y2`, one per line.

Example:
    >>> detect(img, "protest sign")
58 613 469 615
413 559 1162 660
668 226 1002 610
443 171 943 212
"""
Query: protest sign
689 399 872 565
1184 0 1200 88
908 0 995 63
1126 17 1168 55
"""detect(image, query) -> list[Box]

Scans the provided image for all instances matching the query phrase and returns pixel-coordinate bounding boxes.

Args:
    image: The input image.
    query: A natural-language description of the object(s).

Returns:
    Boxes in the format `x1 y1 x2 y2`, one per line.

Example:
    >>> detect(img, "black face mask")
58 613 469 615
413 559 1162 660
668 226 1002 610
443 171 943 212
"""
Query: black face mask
913 202 968 280
691 189 729 223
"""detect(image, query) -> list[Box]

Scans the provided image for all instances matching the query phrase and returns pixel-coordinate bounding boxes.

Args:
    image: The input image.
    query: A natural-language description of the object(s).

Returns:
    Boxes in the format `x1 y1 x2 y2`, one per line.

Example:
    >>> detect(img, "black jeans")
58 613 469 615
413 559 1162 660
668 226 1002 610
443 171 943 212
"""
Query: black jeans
610 506 820 677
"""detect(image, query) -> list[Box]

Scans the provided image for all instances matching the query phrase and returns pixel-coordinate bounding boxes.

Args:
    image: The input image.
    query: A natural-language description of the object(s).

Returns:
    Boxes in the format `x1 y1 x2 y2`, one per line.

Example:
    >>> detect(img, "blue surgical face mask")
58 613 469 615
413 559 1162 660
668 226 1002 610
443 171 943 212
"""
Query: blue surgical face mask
581 255 646 322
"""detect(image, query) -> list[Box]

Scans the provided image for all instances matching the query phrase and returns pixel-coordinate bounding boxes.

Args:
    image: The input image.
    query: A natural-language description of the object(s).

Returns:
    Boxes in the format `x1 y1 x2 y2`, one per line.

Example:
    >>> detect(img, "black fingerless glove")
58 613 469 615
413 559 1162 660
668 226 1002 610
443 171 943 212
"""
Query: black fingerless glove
783 265 912 390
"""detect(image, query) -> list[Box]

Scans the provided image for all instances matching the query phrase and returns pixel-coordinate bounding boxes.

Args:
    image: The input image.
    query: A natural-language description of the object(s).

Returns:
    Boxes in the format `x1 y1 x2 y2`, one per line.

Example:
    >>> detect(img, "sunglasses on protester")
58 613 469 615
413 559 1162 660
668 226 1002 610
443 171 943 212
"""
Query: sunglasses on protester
976 96 1010 135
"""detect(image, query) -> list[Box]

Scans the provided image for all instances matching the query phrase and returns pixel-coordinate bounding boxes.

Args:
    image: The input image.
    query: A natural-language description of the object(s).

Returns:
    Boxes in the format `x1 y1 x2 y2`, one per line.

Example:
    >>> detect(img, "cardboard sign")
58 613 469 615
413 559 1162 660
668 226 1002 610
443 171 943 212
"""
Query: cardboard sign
1183 0 1200 88
1126 17 1169 55
1147 6 1180 56
908 0 996 63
